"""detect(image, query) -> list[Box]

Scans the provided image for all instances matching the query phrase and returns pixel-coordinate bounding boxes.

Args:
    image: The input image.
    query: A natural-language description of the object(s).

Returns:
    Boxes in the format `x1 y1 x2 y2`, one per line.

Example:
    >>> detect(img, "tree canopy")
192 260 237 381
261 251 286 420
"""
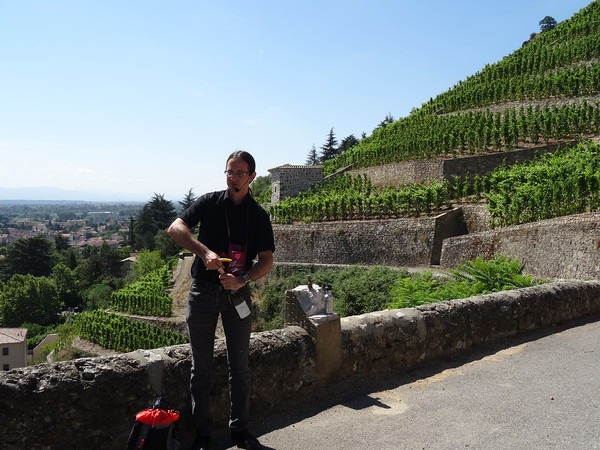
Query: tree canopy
0 274 63 326
374 113 395 132
250 175 272 204
338 134 360 154
319 128 339 163
305 144 319 165
539 16 557 32
133 194 177 250
52 263 82 309
5 235 55 278
74 242 123 289
131 249 166 280
179 188 197 211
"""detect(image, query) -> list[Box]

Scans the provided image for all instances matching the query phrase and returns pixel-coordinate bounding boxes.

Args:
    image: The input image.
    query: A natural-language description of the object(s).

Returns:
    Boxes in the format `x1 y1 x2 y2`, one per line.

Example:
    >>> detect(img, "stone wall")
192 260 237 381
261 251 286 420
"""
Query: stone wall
0 327 315 450
348 143 569 189
349 159 445 188
272 208 468 267
440 212 600 280
1 280 599 449
460 204 492 233
339 281 600 375
273 209 599 280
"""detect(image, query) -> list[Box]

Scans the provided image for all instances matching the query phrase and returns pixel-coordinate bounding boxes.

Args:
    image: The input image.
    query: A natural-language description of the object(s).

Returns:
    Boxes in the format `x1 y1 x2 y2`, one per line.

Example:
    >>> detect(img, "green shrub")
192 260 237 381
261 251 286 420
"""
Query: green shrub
254 265 338 330
255 264 405 329
254 256 543 330
332 266 405 317
389 271 455 308
450 255 539 293
388 255 542 309
22 322 59 349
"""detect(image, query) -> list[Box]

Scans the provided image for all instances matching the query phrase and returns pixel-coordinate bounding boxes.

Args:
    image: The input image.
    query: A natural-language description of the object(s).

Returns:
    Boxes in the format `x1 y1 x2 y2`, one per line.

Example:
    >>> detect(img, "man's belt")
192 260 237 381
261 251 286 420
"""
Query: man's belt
193 280 223 291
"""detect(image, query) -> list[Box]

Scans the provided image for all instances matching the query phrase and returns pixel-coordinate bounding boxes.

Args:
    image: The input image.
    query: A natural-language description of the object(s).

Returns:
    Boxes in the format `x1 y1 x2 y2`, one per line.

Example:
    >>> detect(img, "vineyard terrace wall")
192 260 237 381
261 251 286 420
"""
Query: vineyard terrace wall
1 280 599 449
347 142 569 189
440 211 600 280
272 207 468 267
272 208 599 281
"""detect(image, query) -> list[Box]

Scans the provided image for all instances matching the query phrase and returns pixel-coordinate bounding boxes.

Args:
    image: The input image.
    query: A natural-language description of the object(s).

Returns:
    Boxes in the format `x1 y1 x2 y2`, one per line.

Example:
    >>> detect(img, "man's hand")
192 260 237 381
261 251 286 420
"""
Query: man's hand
202 251 225 272
218 272 246 291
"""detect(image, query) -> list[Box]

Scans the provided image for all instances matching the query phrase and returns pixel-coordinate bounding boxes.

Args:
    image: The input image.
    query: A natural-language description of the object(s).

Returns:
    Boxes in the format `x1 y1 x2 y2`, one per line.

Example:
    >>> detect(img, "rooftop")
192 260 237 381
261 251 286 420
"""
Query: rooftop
0 328 27 344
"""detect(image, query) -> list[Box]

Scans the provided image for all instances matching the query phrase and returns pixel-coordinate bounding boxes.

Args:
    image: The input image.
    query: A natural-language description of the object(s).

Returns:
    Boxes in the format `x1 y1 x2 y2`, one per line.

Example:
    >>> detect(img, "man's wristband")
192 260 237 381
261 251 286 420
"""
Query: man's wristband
241 273 251 284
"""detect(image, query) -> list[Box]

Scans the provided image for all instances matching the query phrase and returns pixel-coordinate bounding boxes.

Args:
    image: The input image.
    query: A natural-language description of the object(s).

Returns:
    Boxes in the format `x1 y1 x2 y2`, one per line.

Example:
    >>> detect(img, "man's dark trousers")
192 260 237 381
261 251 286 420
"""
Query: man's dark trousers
186 280 252 436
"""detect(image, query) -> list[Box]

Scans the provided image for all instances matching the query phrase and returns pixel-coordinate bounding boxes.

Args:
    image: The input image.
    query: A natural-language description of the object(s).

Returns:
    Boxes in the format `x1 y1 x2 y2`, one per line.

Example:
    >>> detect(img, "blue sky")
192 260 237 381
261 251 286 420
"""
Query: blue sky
0 0 593 202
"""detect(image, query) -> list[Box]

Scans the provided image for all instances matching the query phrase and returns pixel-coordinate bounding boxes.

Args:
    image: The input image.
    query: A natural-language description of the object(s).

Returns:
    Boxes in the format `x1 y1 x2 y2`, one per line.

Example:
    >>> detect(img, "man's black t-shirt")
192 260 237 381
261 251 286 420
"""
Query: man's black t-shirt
179 190 275 283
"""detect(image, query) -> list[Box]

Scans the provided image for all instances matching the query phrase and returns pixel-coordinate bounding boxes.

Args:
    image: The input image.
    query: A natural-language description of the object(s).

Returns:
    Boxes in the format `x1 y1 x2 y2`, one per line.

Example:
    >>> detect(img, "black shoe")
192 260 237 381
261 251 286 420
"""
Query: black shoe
231 429 266 450
191 434 211 450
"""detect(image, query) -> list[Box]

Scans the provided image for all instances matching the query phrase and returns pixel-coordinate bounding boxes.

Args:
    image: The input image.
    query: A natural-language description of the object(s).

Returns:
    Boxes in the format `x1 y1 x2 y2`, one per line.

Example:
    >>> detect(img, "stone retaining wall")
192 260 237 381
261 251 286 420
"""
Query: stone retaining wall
440 212 600 280
272 208 468 267
1 280 599 449
273 210 599 280
348 143 568 189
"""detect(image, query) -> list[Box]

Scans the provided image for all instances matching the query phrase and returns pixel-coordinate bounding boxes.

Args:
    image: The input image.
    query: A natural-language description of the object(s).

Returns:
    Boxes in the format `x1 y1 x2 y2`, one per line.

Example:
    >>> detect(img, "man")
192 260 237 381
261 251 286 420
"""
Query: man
167 150 275 450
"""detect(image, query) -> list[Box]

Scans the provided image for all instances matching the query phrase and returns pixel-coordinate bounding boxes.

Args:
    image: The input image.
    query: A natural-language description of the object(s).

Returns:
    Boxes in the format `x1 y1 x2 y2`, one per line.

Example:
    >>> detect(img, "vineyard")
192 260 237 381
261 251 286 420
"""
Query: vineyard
270 2 600 229
59 262 189 353
323 1 600 174
110 264 173 317
270 141 600 227
484 141 600 227
74 309 188 353
325 102 600 170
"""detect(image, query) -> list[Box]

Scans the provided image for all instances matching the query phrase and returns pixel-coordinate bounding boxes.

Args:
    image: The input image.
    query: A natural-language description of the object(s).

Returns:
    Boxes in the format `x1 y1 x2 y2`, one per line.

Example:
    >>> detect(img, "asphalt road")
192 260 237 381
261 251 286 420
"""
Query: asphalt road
207 315 600 450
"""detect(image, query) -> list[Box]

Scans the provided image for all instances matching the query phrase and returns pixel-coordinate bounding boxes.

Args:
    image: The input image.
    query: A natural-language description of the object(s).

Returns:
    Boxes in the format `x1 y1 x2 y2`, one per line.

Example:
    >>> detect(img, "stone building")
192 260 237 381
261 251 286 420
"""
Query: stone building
268 164 323 203
0 328 27 371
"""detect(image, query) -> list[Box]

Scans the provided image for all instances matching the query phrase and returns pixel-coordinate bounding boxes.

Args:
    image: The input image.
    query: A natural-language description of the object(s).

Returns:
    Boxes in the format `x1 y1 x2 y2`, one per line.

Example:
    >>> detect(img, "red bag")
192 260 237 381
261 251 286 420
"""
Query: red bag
127 397 180 450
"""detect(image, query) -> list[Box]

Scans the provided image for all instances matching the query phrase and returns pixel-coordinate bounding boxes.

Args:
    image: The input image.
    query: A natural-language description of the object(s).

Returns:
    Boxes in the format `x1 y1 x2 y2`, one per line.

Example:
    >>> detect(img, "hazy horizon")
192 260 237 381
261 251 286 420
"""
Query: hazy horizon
0 186 152 203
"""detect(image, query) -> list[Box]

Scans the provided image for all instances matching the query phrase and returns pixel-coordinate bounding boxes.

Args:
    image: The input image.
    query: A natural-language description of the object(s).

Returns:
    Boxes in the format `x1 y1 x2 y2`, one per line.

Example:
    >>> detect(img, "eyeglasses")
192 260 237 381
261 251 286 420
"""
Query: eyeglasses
224 170 249 178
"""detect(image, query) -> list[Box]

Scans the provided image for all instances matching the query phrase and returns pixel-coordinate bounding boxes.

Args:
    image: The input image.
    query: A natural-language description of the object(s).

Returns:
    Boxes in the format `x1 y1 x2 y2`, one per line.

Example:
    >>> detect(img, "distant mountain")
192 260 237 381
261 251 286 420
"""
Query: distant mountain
0 186 149 202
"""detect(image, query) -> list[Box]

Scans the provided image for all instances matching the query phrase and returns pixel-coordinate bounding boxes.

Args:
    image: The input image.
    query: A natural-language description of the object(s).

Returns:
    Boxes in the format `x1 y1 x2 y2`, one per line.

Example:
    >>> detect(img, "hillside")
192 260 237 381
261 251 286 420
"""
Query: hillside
270 2 599 228
66 4 600 359
323 1 599 173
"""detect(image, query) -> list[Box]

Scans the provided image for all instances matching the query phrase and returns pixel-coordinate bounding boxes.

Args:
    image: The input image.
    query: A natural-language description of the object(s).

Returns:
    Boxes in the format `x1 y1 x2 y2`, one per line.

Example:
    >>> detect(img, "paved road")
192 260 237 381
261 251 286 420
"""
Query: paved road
208 316 600 450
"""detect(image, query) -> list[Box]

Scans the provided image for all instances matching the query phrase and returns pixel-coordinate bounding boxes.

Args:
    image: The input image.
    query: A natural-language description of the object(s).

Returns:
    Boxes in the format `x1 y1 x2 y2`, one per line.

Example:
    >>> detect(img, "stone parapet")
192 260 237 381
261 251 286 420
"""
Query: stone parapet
1 281 599 449
339 280 600 376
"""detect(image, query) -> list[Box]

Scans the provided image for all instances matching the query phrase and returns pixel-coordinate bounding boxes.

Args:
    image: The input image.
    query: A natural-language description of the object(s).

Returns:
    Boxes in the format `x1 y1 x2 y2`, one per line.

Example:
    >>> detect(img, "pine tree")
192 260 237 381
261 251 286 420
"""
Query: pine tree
305 144 319 165
338 134 359 154
133 194 177 251
179 188 197 211
319 128 339 163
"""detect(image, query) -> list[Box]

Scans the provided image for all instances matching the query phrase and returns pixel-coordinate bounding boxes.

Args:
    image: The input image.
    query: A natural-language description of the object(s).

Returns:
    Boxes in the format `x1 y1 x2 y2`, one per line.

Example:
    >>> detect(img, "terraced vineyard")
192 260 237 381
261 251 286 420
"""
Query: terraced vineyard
271 2 599 226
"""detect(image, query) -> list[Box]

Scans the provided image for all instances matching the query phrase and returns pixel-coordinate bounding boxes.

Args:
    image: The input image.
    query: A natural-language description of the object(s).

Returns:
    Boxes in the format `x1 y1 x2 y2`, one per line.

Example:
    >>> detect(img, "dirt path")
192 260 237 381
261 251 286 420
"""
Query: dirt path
71 337 120 357
167 254 225 338
169 254 194 321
